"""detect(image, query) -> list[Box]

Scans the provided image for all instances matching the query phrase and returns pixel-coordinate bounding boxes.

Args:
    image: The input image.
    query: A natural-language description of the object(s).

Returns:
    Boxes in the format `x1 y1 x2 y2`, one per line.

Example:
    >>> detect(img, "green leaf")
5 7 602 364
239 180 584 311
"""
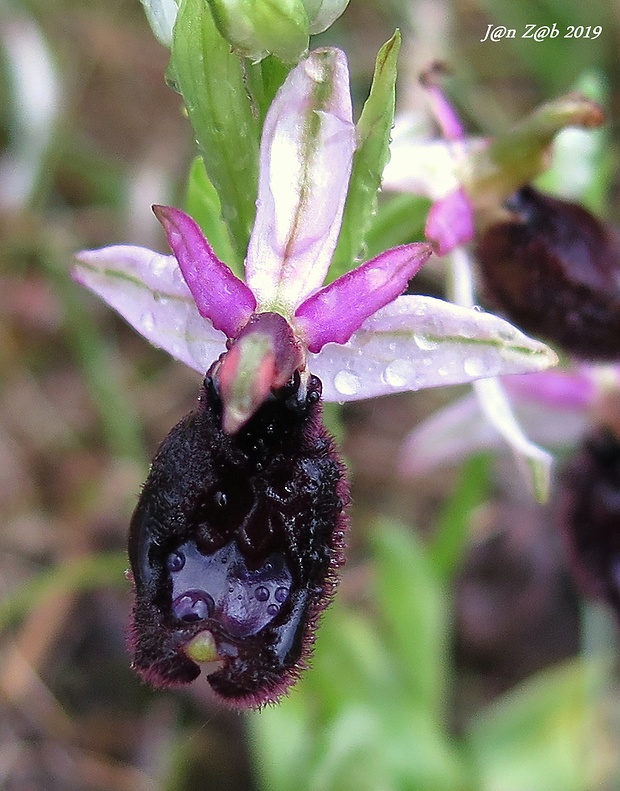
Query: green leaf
328 31 401 282
185 156 240 275
429 454 490 582
371 518 449 721
206 0 309 63
303 602 399 720
467 659 613 791
535 69 610 216
364 193 430 261
172 0 260 262
249 695 313 791
0 551 129 632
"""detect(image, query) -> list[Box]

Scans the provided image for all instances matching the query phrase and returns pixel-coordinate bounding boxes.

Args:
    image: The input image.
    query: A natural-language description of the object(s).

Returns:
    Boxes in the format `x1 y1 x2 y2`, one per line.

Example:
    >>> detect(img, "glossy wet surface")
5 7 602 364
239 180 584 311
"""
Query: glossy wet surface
169 541 293 638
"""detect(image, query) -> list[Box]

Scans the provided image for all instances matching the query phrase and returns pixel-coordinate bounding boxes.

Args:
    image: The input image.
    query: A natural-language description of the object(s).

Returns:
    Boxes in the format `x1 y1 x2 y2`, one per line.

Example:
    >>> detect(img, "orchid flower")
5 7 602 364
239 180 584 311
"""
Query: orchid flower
400 361 620 622
382 70 604 500
400 365 617 478
74 48 557 707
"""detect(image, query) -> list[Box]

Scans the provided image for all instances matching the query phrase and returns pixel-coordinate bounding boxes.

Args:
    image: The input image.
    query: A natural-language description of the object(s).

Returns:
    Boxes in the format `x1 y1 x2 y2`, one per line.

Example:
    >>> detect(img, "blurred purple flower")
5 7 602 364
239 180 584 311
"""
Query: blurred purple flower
383 71 603 499
399 365 614 477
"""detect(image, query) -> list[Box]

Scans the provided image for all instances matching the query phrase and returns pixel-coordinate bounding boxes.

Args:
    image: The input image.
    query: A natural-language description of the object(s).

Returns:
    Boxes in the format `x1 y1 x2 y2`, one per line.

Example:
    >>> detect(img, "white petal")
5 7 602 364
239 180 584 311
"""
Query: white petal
74 246 226 373
139 0 179 47
382 113 485 200
399 388 587 479
310 295 558 401
246 48 356 313
0 18 61 211
473 377 552 502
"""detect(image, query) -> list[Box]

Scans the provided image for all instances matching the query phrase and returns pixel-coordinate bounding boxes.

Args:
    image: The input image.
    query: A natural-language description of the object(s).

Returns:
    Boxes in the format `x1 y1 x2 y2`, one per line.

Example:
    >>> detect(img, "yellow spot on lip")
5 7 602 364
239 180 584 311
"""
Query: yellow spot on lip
186 631 221 663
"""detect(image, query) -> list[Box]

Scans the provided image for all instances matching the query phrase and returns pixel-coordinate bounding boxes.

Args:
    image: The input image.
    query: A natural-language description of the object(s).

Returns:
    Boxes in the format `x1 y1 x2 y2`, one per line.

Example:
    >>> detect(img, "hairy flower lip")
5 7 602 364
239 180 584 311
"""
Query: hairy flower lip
476 186 620 361
557 426 620 617
128 371 349 707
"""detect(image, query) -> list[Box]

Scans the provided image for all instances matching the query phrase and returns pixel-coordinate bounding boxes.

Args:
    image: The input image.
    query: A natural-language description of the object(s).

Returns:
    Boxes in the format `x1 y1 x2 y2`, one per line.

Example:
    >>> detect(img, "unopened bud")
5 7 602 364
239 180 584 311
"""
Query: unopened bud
206 0 309 62
302 0 350 34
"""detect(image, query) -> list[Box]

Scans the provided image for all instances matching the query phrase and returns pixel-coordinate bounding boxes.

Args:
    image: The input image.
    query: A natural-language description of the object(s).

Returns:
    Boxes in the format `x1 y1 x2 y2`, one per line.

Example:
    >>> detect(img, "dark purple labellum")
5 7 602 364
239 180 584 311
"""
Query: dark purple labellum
128 370 348 708
557 427 620 614
476 186 620 360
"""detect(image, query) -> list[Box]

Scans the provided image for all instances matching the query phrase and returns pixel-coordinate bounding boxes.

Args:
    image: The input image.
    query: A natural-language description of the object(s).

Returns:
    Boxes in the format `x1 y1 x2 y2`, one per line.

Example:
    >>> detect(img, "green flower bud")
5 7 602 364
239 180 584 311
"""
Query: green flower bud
302 0 350 34
206 0 310 63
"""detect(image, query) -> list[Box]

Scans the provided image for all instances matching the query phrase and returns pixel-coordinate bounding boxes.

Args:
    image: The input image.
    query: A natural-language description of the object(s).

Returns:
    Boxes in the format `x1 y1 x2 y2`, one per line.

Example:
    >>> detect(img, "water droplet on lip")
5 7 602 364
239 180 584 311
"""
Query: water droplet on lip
214 491 228 508
334 370 362 396
254 585 270 602
167 551 185 573
274 586 289 603
172 591 214 622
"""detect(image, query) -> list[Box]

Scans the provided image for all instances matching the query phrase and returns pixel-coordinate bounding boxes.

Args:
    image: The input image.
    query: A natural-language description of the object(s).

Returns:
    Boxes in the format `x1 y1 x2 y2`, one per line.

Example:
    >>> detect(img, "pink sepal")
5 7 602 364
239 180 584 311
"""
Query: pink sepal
425 188 474 255
295 243 432 352
154 205 256 338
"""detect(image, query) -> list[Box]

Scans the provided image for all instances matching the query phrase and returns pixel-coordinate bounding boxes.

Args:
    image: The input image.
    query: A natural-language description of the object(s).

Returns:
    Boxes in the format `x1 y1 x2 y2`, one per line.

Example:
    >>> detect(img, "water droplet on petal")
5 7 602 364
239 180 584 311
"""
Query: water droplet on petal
141 312 155 332
334 370 362 396
463 356 487 377
382 359 416 388
414 333 439 351
497 325 517 342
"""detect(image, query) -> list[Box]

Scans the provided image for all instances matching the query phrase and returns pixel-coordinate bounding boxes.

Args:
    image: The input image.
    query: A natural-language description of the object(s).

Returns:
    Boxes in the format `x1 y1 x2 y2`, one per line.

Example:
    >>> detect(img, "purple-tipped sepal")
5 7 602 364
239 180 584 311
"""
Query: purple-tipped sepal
557 427 620 614
128 370 348 708
476 186 620 361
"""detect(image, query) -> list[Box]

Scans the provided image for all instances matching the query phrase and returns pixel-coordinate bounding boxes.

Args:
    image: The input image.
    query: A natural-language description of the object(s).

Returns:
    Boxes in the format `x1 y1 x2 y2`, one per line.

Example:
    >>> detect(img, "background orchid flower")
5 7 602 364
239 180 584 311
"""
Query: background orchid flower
383 70 605 500
73 48 557 707
382 65 605 257
401 356 620 626
139 0 350 58
400 364 614 479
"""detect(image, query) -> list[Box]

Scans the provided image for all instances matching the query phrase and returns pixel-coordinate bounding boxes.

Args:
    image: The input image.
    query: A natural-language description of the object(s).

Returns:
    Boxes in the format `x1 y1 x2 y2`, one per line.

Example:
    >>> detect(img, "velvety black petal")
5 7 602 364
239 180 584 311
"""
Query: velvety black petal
128 370 348 708
476 186 620 360
557 427 620 613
